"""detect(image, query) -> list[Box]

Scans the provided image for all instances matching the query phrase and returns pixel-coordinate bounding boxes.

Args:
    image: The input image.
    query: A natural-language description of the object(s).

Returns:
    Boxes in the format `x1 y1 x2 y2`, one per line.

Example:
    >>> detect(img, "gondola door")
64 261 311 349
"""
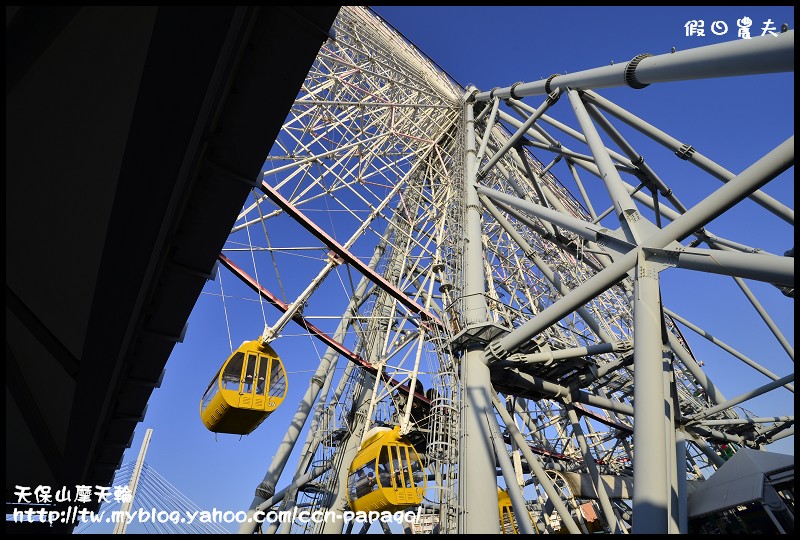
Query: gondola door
253 354 269 409
238 351 256 409
239 351 270 410
391 444 410 506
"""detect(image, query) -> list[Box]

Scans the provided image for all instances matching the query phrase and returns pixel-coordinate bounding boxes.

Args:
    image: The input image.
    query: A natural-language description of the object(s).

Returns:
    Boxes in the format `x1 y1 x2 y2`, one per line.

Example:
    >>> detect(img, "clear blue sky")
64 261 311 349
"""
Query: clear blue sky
83 6 794 533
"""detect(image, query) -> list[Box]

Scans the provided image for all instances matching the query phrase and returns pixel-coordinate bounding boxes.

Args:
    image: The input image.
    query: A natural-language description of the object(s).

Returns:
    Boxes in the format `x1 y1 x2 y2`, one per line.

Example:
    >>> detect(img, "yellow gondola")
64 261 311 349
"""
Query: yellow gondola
200 339 287 434
347 426 426 513
499 488 540 534
499 488 518 534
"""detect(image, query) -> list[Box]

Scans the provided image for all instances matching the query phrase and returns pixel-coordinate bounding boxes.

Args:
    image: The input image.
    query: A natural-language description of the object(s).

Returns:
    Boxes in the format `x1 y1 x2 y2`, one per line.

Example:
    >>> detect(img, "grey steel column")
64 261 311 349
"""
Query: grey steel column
272 358 342 534
319 378 372 534
459 92 501 534
675 429 688 534
665 352 679 535
632 252 670 533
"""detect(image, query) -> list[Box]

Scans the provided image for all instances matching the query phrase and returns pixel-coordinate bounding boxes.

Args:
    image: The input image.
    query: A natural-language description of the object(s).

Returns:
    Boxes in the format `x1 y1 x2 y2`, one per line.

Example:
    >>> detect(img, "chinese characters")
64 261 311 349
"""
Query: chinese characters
14 484 133 505
685 17 786 38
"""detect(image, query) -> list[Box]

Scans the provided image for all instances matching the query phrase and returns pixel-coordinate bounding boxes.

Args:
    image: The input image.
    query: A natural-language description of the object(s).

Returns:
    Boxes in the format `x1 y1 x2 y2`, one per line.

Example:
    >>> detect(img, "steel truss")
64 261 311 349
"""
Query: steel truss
216 7 793 534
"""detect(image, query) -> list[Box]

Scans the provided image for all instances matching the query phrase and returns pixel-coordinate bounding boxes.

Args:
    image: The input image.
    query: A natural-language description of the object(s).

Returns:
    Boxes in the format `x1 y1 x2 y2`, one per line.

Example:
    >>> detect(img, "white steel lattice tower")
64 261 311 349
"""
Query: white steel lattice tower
216 6 794 535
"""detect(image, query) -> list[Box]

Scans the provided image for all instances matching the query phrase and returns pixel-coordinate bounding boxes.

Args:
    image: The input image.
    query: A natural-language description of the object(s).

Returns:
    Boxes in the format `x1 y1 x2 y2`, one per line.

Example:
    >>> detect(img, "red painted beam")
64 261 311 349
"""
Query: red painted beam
573 402 633 434
257 181 443 329
218 253 431 406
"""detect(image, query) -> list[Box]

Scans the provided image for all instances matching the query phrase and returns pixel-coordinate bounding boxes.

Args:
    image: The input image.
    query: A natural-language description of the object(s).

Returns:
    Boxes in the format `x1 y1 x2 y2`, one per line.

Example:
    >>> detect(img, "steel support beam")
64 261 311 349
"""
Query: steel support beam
565 403 626 533
645 247 794 287
257 181 442 327
476 97 500 163
566 89 644 244
584 100 689 214
494 366 636 420
485 410 536 534
665 307 794 392
477 185 632 250
687 373 795 423
685 433 725 468
491 393 582 534
506 100 637 172
485 137 793 361
731 276 795 360
240 460 334 534
666 332 727 406
241 244 386 525
566 158 598 219
478 88 560 178
583 89 794 225
475 30 793 100
499 340 631 366
699 416 793 426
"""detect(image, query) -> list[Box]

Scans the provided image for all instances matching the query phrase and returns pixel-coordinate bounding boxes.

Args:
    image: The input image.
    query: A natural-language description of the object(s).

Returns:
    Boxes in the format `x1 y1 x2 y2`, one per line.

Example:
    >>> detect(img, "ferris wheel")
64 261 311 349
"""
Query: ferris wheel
201 6 793 534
